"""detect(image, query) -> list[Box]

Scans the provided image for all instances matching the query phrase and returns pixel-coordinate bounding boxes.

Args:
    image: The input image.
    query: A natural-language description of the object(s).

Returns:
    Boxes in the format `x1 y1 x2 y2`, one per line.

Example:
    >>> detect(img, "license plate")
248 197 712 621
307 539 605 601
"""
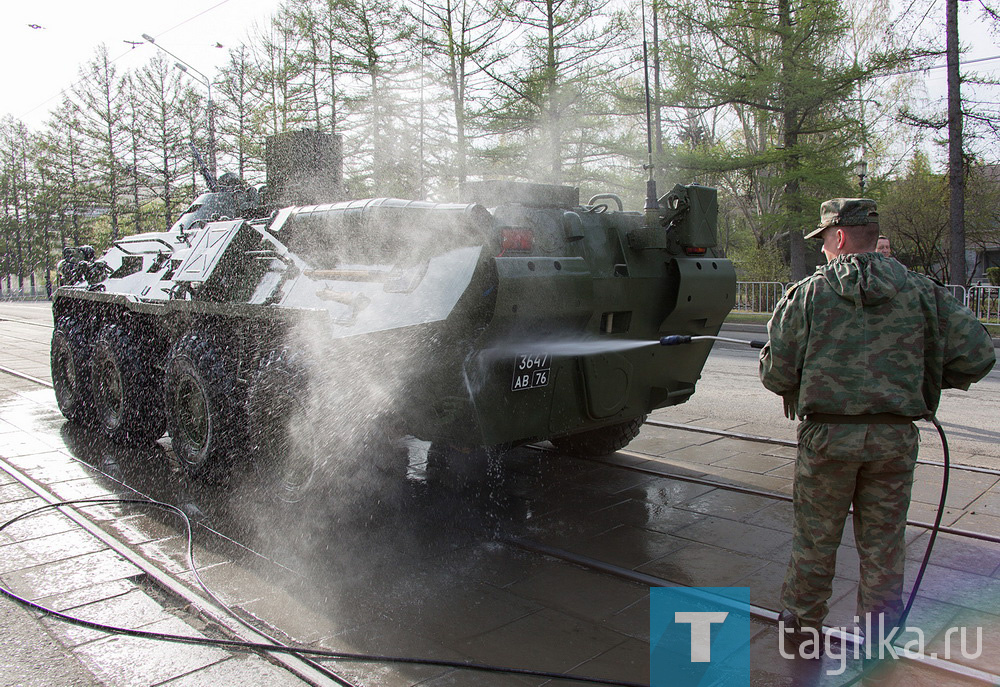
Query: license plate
511 354 551 391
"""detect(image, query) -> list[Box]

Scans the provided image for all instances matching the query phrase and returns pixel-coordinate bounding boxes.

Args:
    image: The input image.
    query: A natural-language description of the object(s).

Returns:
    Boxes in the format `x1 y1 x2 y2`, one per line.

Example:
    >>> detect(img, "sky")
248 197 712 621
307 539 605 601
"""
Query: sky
1 0 279 128
2 0 1000 145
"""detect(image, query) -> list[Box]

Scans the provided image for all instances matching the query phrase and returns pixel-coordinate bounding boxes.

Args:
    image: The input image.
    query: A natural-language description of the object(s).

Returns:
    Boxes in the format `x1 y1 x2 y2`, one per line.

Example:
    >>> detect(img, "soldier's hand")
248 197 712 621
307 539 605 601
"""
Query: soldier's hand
782 393 798 421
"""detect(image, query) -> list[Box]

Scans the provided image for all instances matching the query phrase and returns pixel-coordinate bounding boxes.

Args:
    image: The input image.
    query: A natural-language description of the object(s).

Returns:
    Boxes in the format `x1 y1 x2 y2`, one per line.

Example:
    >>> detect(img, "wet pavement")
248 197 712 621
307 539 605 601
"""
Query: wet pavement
1 302 999 687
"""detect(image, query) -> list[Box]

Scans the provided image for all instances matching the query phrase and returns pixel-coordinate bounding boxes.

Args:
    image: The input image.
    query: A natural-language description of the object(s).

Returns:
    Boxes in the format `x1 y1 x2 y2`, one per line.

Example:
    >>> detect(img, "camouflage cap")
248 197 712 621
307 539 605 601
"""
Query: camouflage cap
804 198 879 239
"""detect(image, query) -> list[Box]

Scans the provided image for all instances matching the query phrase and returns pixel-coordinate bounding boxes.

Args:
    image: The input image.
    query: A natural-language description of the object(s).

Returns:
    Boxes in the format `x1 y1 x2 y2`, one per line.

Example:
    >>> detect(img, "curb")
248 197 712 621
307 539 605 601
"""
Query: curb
721 323 767 334
722 322 1000 349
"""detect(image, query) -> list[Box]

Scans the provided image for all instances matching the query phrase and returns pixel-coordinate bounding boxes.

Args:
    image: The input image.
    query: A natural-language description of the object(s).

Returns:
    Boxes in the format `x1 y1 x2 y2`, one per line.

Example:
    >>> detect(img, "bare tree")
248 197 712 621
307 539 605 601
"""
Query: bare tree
135 55 190 227
411 0 508 185
71 45 126 241
482 0 630 184
216 45 264 182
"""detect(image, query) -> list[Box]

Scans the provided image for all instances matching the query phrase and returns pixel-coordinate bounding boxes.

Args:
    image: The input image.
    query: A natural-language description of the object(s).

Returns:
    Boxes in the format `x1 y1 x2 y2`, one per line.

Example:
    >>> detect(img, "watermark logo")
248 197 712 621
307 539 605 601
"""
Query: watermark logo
650 588 756 687
779 614 984 676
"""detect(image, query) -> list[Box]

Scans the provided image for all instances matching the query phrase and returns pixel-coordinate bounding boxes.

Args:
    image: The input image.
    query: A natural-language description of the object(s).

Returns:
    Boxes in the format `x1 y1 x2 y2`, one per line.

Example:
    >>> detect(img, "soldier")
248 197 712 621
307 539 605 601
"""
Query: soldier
876 235 891 258
759 198 995 653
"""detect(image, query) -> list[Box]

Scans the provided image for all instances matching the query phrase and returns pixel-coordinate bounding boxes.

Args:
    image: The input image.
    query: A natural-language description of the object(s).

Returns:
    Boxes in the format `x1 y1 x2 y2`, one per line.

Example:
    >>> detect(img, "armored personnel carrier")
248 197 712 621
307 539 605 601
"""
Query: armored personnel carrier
50 134 735 489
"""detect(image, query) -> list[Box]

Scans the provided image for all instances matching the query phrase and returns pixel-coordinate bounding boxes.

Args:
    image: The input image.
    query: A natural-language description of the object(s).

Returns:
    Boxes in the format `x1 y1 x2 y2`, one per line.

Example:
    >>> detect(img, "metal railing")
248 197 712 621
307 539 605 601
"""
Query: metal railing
733 281 788 314
968 285 1000 325
946 284 968 305
0 283 50 301
734 281 998 326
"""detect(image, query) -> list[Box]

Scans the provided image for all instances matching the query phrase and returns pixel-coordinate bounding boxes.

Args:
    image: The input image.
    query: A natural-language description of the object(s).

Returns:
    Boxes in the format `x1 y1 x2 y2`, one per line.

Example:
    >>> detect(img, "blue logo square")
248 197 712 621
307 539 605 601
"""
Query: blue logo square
650 587 757 687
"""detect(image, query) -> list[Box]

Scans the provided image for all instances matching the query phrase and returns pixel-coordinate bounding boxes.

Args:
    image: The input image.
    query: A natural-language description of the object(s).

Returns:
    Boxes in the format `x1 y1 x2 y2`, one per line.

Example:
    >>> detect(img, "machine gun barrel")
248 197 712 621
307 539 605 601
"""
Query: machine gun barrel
189 143 219 192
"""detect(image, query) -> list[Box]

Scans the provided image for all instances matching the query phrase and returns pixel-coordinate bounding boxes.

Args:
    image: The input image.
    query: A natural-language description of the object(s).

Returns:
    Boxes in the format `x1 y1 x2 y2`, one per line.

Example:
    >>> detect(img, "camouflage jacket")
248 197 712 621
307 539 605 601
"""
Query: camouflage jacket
759 253 995 460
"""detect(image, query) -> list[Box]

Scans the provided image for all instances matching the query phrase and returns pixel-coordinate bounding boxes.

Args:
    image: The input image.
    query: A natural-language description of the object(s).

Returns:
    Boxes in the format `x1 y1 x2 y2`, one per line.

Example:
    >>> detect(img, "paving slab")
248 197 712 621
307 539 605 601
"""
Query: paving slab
637 541 771 587
156 655 319 687
713 451 791 474
569 636 650 685
72 616 230 687
456 607 630 675
4 549 142 600
507 561 649 622
0 528 107 574
680 488 777 520
2 305 999 686
0 592 100 687
562 524 690 570
672 516 793 562
41 588 176 647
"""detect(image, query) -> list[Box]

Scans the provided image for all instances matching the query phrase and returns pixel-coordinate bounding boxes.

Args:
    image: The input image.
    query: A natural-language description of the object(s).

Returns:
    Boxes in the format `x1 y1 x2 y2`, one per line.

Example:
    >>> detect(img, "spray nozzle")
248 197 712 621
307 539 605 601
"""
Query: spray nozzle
659 334 768 349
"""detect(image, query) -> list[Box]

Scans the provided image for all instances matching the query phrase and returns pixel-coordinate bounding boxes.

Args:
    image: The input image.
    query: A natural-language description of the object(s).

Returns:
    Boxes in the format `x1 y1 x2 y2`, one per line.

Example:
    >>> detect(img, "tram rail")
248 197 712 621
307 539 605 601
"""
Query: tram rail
3 351 1000 684
3 362 998 546
0 451 358 687
644 417 1000 478
3 353 995 480
530 444 1000 546
505 536 1000 685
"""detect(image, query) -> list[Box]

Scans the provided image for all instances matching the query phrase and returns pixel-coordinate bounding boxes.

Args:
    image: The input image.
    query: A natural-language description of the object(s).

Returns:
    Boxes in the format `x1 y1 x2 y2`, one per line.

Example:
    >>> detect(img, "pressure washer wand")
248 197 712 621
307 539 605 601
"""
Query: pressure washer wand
660 335 767 349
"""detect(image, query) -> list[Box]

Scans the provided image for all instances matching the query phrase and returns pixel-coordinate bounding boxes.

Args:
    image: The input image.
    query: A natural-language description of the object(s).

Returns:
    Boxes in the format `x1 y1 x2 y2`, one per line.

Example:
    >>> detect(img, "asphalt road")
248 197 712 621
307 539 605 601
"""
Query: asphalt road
683 328 1000 466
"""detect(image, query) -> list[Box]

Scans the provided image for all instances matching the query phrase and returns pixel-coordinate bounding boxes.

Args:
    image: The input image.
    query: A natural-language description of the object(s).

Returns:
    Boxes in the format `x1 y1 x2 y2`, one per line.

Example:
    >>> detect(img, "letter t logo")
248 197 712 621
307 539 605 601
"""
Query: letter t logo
674 612 729 662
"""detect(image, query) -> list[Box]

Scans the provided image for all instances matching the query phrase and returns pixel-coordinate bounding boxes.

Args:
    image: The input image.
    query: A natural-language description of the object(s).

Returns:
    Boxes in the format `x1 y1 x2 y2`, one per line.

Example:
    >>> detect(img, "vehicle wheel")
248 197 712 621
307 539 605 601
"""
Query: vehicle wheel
246 348 315 503
164 331 243 478
51 319 95 425
91 322 166 444
550 415 647 457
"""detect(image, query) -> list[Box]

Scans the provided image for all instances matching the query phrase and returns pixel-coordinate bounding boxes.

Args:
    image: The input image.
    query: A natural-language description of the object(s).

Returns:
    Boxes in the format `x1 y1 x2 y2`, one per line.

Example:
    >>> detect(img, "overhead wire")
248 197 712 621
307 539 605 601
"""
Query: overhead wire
16 0 236 123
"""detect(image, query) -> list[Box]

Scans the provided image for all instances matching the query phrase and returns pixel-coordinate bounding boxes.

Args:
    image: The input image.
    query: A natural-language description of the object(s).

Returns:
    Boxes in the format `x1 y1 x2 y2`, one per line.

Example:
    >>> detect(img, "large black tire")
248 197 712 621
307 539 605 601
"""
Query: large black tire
163 331 244 478
50 319 95 425
550 415 647 457
90 322 166 444
246 348 315 503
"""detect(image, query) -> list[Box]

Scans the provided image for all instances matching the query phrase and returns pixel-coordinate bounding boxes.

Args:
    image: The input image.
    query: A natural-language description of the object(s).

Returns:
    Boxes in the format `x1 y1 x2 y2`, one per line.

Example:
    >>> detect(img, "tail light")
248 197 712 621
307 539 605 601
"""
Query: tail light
500 228 534 254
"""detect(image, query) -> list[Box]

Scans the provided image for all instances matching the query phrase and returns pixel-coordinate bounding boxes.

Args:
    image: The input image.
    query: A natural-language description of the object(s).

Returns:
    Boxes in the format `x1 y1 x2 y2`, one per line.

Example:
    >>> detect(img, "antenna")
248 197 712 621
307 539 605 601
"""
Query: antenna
640 0 659 226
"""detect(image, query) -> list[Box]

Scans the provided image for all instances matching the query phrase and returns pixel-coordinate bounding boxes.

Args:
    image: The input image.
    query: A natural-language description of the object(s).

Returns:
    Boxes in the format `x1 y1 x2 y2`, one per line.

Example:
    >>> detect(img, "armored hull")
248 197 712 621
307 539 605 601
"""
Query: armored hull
51 180 735 486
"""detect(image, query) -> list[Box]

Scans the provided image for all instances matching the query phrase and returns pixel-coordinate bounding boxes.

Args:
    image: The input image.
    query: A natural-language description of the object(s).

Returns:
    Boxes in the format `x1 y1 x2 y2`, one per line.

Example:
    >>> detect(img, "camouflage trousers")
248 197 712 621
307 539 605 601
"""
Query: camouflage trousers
781 437 918 629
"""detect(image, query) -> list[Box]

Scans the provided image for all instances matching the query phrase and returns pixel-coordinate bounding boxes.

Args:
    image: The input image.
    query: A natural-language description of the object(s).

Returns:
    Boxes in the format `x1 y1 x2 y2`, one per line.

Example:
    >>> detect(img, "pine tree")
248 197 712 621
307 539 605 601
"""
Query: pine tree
0 117 32 291
658 0 929 278
42 100 92 247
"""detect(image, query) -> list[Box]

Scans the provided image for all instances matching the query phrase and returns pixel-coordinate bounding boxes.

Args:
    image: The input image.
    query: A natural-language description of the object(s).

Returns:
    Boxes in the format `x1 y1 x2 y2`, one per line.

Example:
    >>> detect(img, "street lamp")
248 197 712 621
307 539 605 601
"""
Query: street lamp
854 159 868 194
141 34 217 177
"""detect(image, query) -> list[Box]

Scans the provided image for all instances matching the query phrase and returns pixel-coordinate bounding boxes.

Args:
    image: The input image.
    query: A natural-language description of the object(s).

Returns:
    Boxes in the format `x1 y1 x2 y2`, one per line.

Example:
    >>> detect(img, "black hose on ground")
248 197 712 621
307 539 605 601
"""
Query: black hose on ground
659 333 954 684
0 497 648 687
832 416 950 687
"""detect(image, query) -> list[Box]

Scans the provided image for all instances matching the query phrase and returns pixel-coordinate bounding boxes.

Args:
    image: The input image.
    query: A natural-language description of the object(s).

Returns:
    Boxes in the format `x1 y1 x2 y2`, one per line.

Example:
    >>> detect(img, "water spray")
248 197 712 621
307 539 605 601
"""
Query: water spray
659 334 767 349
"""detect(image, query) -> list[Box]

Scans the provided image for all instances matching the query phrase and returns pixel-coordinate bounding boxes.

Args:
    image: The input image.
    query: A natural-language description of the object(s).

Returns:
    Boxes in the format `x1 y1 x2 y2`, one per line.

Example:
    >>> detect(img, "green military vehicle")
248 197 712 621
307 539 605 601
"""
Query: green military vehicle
50 132 735 494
